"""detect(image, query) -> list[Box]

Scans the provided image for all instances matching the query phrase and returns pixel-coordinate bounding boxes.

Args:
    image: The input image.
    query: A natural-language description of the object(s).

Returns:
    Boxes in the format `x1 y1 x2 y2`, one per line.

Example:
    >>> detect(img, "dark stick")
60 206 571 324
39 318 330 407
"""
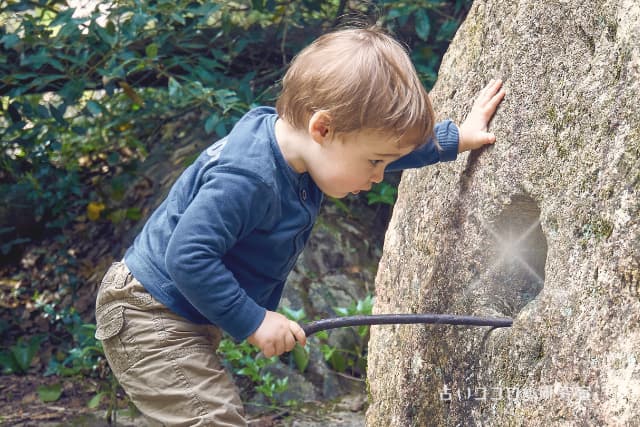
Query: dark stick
301 313 513 337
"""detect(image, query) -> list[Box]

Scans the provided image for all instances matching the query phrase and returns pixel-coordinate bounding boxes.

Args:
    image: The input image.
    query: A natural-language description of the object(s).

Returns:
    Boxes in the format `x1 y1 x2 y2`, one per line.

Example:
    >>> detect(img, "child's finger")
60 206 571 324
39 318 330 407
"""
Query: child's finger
482 78 494 93
477 79 494 101
290 320 307 346
487 88 506 111
483 79 503 102
284 333 296 352
483 131 497 144
476 79 499 105
263 343 276 358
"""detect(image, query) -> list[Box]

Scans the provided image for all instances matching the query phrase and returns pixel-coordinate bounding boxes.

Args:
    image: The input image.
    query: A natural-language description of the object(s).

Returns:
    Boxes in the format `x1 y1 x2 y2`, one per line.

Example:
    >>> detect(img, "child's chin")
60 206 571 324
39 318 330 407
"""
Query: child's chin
324 190 350 199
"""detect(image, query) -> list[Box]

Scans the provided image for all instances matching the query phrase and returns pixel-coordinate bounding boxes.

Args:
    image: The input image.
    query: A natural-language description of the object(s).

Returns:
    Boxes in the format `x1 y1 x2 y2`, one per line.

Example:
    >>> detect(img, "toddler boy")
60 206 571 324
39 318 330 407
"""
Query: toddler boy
95 26 505 426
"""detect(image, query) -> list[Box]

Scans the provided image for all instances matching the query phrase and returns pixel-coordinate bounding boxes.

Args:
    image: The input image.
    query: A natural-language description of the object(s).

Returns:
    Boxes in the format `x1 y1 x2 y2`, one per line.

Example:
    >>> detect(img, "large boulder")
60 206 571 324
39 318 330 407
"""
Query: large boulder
367 0 639 425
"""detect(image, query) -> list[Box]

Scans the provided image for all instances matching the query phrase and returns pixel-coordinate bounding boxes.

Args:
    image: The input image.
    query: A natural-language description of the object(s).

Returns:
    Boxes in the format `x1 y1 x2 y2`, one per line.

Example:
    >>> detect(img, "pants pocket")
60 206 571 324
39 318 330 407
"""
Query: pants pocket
95 306 125 340
96 305 144 374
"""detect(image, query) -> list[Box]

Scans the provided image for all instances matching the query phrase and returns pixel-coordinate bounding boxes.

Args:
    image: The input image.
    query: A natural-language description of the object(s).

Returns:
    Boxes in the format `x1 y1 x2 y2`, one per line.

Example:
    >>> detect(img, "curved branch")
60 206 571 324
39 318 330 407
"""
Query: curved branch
301 313 513 337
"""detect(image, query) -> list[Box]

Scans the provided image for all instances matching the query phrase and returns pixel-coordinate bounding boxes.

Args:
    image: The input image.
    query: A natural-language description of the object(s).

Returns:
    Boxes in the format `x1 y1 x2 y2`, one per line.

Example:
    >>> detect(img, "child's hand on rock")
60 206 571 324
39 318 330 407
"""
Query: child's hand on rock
458 79 506 153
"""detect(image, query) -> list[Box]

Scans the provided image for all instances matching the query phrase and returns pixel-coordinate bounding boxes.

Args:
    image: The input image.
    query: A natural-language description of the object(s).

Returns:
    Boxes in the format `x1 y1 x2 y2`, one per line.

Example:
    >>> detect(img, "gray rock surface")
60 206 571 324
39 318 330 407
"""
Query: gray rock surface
367 0 639 425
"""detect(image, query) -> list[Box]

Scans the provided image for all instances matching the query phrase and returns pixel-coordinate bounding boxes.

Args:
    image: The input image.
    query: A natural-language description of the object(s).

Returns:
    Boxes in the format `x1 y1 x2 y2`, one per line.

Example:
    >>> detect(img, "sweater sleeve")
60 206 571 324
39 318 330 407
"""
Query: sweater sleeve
164 169 271 341
387 120 459 172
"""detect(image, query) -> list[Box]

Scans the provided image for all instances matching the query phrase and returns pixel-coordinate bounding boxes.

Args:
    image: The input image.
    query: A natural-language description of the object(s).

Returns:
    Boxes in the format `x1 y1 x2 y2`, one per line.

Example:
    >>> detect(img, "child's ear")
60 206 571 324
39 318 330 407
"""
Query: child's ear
308 110 332 144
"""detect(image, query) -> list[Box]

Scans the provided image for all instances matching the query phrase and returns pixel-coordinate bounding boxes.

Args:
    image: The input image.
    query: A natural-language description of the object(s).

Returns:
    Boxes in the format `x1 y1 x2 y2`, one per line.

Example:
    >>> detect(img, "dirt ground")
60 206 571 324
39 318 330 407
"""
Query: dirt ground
0 374 366 426
0 373 111 426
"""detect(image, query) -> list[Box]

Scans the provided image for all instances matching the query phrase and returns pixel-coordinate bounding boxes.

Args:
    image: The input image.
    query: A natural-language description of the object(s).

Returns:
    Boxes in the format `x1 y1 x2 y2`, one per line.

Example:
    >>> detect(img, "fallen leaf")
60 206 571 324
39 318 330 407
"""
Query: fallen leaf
37 383 62 403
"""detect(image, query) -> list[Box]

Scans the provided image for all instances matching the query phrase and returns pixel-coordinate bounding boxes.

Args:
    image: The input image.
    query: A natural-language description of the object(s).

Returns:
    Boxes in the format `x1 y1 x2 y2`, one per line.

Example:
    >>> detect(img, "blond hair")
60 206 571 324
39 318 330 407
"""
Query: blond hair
276 26 435 147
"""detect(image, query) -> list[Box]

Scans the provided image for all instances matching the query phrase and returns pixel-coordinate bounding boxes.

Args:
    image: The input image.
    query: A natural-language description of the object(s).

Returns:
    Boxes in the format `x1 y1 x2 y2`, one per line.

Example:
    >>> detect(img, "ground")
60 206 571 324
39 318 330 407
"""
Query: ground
0 374 366 426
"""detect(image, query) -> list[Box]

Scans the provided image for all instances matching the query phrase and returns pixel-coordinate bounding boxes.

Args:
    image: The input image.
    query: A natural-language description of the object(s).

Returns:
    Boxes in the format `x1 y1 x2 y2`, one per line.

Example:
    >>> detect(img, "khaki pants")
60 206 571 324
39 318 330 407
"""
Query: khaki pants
95 261 247 426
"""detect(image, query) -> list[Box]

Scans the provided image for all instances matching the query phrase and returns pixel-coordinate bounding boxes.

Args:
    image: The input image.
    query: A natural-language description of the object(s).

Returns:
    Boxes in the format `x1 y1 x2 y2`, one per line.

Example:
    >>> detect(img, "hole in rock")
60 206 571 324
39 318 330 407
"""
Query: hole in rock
471 194 547 317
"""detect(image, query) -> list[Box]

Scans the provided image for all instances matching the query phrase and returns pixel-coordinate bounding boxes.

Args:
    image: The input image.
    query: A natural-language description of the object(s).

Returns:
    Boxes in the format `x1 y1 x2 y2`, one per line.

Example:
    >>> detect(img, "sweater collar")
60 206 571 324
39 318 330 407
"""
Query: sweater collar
266 113 305 188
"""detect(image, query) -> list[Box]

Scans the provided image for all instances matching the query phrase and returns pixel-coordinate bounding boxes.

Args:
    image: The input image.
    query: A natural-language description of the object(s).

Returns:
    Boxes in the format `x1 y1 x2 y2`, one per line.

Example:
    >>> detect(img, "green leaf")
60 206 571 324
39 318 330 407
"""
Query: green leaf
367 182 397 206
214 89 239 113
10 336 43 373
49 104 67 126
0 351 19 374
1 34 20 49
50 8 74 27
86 100 104 116
355 295 374 315
88 391 107 409
437 19 459 41
237 365 260 381
204 113 220 135
291 343 309 373
357 325 370 337
275 376 288 393
329 352 347 372
37 383 62 402
224 349 243 361
281 306 306 321
251 0 265 11
319 344 335 361
168 77 182 98
145 43 159 59
387 7 405 20
214 121 227 137
315 330 329 340
170 13 186 25
94 23 116 47
60 79 86 104
415 10 431 41
334 307 349 317
126 208 142 220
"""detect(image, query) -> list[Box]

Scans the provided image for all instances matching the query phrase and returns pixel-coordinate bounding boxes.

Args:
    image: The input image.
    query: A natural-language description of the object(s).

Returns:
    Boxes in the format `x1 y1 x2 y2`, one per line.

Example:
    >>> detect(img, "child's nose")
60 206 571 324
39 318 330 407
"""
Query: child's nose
371 167 384 183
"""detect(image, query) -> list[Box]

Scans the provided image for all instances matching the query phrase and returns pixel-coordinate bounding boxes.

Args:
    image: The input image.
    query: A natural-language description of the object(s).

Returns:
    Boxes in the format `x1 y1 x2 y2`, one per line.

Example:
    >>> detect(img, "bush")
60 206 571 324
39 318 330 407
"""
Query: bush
1 0 472 240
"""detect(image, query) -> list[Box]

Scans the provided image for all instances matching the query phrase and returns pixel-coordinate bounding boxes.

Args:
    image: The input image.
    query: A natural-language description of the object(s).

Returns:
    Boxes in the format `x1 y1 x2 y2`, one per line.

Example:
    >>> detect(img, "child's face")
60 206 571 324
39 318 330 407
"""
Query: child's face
308 130 415 198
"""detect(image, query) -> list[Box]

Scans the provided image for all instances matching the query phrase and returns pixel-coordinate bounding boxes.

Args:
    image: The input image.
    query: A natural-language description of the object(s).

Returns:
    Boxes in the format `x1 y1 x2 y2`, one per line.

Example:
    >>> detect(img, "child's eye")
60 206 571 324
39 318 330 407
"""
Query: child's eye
369 159 383 166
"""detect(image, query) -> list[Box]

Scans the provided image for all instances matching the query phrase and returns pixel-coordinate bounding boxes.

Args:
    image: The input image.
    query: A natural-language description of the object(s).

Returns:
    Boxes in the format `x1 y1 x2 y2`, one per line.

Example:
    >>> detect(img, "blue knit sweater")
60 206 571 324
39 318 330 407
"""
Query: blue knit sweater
124 107 459 340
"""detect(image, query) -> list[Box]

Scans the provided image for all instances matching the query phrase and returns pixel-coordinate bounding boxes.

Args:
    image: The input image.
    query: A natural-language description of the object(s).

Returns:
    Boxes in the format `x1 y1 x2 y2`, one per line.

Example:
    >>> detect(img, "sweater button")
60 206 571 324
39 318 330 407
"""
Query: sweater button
300 189 307 200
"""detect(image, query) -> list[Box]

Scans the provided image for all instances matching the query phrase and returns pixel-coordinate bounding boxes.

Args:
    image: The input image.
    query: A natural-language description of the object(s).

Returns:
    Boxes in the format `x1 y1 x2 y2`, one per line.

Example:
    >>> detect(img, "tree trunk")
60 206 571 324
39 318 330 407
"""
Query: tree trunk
366 0 639 425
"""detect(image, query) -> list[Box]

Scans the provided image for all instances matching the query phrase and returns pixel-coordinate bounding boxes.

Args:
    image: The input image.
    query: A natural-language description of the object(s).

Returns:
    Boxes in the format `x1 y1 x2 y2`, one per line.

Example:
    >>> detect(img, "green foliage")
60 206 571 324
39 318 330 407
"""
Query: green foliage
1 0 312 233
37 303 130 420
0 226 30 255
87 371 126 424
254 372 289 402
334 294 375 337
380 0 472 86
318 294 374 376
218 337 286 404
44 318 104 377
280 306 310 373
366 181 398 206
37 382 63 402
290 343 309 373
39 305 106 392
242 295 376 387
0 335 44 374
